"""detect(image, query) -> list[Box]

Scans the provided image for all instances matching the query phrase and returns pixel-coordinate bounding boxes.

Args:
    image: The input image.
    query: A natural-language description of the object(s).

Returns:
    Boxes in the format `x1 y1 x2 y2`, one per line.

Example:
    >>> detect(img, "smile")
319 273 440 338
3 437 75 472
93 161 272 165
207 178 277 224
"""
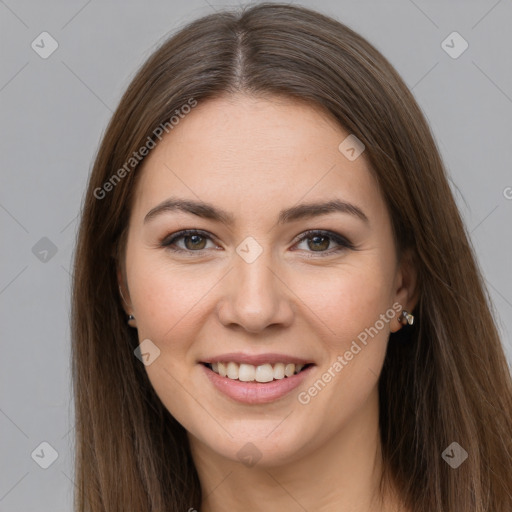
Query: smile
204 361 313 383
200 357 316 404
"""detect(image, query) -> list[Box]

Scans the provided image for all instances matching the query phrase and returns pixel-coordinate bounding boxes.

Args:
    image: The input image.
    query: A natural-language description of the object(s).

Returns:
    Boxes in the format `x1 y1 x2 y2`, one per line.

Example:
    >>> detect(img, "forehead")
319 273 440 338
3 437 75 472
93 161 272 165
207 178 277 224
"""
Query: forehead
131 94 387 225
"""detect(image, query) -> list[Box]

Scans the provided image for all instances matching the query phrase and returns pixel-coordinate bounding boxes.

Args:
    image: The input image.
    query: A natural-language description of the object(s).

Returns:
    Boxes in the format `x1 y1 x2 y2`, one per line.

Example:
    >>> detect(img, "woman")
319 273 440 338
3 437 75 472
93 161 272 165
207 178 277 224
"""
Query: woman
71 3 512 511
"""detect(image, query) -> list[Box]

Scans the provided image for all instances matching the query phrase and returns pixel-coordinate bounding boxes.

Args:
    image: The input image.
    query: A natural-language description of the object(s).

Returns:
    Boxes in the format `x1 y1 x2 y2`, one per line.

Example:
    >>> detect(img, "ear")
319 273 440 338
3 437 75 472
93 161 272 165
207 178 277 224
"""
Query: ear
117 264 133 315
390 248 419 333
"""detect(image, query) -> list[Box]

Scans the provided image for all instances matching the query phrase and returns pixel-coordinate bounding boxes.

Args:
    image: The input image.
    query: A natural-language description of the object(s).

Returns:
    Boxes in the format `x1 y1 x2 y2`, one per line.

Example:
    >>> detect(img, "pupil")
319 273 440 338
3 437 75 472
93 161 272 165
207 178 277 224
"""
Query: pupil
309 235 329 251
186 235 206 250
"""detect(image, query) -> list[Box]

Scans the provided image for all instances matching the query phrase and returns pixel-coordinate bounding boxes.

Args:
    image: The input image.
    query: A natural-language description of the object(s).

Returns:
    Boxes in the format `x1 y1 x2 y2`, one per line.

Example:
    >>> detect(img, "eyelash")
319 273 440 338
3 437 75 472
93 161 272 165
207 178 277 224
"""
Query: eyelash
160 229 355 257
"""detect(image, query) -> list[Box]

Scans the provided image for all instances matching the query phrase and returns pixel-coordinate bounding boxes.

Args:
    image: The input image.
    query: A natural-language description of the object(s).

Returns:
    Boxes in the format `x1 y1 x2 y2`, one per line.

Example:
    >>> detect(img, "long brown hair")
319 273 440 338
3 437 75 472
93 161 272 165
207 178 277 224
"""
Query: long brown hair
71 3 512 510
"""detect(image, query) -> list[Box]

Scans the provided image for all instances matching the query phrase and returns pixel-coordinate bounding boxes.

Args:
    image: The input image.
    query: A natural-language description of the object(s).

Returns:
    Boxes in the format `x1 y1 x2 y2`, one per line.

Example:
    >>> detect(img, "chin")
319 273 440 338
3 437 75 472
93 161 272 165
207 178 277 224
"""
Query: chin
189 420 316 468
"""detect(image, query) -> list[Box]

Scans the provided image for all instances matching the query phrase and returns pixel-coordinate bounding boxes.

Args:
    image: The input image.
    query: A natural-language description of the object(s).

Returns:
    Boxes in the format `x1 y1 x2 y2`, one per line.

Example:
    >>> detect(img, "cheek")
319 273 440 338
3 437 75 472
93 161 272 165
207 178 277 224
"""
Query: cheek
292 265 393 434
125 251 215 427
128 246 395 350
290 259 395 346
126 248 220 343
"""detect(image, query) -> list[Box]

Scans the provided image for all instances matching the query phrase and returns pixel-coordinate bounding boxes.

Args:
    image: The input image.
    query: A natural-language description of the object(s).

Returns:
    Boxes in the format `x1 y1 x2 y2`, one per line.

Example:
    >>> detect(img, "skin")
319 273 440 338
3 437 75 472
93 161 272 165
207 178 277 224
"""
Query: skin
118 93 417 512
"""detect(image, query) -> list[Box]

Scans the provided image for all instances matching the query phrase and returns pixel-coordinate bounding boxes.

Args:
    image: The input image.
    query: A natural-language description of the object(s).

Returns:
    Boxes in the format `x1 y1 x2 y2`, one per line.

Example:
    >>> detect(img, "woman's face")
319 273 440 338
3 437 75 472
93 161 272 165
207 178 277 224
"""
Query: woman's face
119 94 414 467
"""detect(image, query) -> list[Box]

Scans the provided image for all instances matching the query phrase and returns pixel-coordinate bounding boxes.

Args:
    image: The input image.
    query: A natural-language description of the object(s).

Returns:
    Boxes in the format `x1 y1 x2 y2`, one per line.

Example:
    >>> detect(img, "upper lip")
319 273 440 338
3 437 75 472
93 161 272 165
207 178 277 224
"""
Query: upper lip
200 352 314 366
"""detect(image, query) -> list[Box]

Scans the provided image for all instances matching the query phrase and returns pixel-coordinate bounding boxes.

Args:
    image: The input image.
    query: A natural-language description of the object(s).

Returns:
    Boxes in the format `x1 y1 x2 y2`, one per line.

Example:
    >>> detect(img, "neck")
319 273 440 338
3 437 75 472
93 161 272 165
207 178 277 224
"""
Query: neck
188 388 405 512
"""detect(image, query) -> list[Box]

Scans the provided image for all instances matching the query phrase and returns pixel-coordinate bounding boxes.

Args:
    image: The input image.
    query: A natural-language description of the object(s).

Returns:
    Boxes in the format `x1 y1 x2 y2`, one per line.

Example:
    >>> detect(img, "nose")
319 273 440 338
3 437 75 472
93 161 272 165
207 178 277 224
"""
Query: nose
215 250 294 334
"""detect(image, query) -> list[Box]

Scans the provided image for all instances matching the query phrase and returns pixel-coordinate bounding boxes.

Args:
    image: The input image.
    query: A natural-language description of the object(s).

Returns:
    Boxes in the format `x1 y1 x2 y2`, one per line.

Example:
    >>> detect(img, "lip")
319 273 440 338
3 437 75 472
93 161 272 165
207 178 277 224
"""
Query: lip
200 352 314 366
201 362 315 404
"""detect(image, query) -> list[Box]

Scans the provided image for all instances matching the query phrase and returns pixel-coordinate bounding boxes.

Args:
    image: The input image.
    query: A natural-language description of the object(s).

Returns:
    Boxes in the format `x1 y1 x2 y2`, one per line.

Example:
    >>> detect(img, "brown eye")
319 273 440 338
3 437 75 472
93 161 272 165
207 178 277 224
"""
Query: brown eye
182 234 207 250
161 229 354 257
294 230 355 256
306 234 331 251
161 230 215 253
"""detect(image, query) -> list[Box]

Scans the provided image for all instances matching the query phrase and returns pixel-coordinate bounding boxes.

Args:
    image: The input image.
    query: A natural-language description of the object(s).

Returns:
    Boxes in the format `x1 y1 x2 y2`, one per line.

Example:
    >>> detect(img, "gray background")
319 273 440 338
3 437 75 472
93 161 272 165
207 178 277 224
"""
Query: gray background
1 0 511 510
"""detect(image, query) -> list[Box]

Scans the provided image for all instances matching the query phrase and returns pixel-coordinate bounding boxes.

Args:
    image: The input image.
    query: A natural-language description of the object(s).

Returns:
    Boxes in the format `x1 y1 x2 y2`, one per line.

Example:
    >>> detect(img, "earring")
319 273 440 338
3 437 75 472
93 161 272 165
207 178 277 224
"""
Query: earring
127 314 137 328
119 285 136 327
398 310 414 326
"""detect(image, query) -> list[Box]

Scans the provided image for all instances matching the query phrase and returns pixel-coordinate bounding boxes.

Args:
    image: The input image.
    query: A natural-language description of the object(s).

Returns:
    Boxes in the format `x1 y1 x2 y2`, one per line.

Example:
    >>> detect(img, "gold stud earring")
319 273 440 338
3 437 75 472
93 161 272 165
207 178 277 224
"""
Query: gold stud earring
398 310 414 326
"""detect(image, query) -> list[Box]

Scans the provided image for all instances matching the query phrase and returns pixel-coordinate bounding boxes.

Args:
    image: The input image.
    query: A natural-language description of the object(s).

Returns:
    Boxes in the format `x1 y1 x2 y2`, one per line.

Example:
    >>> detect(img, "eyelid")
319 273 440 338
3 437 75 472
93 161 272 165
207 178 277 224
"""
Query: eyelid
160 229 219 251
160 228 355 255
292 229 355 252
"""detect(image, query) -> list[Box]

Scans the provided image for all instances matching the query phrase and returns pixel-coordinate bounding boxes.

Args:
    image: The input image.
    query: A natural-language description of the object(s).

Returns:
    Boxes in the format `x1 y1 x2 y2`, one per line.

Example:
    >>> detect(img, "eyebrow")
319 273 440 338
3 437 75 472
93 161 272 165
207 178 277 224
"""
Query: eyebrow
144 197 369 226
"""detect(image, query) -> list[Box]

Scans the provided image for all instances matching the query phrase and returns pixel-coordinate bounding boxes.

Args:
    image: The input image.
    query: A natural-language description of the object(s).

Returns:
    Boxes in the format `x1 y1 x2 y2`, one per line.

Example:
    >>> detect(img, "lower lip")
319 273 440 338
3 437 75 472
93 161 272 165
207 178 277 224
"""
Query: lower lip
201 364 314 404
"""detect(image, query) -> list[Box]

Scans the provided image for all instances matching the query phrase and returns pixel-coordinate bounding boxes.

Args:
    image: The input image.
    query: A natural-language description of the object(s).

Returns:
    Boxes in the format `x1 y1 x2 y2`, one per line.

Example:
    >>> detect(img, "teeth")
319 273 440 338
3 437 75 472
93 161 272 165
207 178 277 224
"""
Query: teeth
239 363 255 382
273 362 285 379
284 363 295 377
227 362 238 379
208 361 308 382
255 364 274 382
218 362 227 377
